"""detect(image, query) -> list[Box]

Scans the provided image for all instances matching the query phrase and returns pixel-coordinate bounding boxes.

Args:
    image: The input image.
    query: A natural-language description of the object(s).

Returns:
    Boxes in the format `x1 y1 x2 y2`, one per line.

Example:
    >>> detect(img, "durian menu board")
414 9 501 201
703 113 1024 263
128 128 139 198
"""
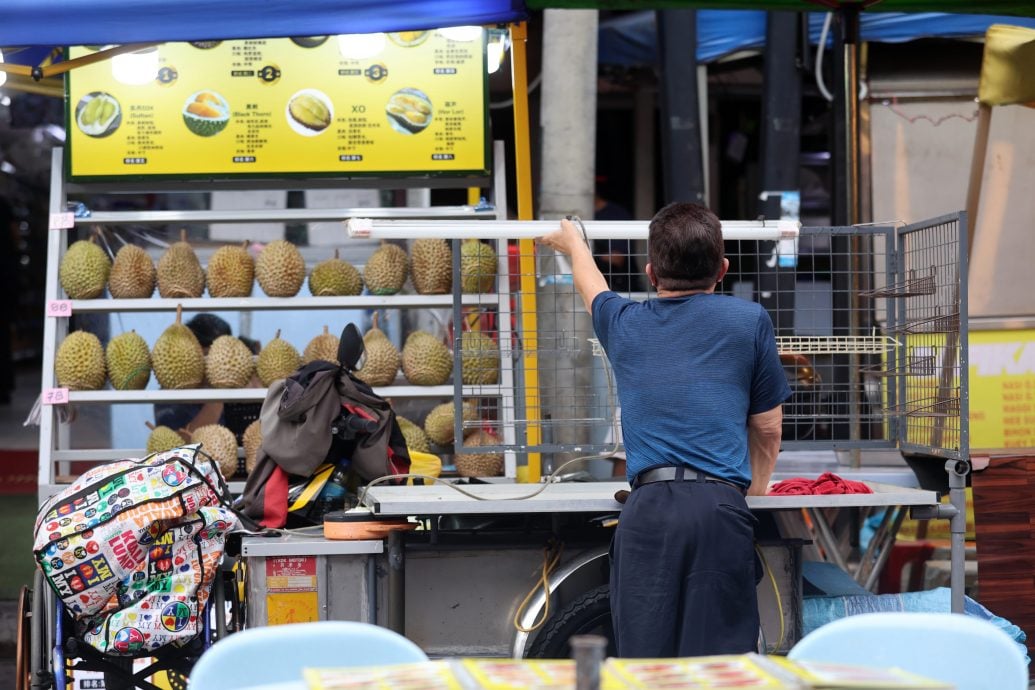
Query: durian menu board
65 32 489 181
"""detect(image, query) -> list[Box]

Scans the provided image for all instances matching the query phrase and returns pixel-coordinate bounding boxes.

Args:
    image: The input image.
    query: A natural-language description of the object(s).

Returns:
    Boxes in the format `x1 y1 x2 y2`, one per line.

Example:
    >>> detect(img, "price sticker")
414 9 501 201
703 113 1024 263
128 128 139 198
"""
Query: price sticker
49 212 75 230
43 387 70 405
46 300 73 318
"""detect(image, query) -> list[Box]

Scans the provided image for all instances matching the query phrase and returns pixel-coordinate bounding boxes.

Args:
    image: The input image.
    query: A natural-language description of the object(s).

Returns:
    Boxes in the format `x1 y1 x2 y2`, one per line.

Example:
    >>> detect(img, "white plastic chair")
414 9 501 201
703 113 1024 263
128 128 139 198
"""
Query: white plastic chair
788 611 1029 690
188 621 428 690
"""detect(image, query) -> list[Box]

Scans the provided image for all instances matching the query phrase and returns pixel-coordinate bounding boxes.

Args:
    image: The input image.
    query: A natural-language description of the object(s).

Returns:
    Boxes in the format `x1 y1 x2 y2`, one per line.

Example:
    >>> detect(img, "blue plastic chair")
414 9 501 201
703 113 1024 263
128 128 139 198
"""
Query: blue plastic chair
788 611 1029 690
188 621 429 690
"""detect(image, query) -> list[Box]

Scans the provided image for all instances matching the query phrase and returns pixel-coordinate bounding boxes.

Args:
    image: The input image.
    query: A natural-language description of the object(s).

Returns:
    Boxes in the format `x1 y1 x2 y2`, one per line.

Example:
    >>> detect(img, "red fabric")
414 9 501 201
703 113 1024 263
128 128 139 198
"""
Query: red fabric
261 465 290 528
768 471 873 496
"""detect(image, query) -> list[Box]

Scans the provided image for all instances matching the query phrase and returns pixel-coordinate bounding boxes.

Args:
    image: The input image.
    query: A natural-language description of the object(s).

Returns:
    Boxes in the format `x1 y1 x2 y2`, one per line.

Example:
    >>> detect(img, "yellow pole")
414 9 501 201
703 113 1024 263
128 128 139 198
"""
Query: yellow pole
0 43 157 79
467 187 481 206
509 22 543 482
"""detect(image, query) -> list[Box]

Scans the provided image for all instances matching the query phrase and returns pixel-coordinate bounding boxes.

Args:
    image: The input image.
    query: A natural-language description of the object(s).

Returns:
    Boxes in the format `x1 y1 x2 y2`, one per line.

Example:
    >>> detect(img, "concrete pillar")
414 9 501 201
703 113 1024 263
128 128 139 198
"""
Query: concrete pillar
538 9 600 469
539 9 598 220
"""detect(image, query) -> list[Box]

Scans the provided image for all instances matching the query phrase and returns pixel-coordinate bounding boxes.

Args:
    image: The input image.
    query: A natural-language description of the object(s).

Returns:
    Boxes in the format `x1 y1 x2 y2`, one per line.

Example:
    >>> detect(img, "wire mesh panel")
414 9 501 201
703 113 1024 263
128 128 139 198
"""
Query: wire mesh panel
894 212 969 460
452 217 967 464
726 226 899 450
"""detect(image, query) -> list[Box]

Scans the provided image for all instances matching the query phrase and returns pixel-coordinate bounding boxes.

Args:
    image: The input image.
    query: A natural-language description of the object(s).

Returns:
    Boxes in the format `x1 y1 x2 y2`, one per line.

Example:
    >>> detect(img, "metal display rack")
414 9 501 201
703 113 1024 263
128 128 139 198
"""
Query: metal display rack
37 145 512 499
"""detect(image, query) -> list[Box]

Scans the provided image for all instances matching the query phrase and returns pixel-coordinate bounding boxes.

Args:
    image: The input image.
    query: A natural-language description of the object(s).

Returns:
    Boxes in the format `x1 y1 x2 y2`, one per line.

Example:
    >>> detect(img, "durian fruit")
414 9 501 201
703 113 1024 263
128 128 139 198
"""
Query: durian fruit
355 313 399 387
242 419 262 474
157 229 206 298
59 237 111 299
456 430 504 477
309 249 362 296
397 415 431 454
145 422 185 454
108 244 155 298
460 329 500 385
256 239 306 297
401 330 452 386
256 329 302 386
105 330 151 390
190 424 239 480
363 242 409 296
205 335 256 388
460 238 498 293
423 400 478 446
55 330 107 390
206 241 255 298
152 305 205 389
303 325 340 365
410 239 452 294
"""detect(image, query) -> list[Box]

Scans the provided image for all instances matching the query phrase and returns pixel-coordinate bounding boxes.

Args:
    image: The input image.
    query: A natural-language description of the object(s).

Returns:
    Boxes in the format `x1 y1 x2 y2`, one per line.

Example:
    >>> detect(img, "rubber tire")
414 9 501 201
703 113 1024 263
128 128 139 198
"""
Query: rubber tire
29 569 54 690
17 584 31 690
525 585 618 659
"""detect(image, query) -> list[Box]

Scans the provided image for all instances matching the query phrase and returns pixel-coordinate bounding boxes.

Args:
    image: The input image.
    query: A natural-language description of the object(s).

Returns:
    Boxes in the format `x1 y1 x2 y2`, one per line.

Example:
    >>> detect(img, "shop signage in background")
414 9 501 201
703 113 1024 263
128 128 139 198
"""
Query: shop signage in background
65 29 489 180
969 329 1035 449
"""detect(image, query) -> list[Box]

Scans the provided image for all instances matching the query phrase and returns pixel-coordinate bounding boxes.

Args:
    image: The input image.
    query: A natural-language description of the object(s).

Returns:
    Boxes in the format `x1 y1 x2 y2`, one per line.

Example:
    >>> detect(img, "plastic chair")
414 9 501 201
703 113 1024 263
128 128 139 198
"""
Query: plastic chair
788 611 1029 690
188 621 429 690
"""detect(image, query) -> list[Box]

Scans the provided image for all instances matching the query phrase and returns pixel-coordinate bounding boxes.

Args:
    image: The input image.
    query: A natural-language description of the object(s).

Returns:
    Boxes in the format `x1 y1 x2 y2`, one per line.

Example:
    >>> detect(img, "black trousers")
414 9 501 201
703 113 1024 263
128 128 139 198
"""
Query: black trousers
610 476 760 658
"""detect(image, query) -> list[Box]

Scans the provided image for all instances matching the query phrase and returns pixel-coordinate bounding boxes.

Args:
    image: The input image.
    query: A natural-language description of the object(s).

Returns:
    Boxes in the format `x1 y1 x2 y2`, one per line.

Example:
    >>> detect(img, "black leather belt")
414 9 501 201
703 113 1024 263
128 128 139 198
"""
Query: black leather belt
633 466 747 496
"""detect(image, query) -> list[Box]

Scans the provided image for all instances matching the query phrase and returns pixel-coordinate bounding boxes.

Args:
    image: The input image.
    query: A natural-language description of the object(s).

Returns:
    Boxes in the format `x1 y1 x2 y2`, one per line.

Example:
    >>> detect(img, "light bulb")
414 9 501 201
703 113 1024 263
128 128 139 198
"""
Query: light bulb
487 36 507 74
111 48 159 86
0 49 7 89
336 33 386 60
439 26 483 42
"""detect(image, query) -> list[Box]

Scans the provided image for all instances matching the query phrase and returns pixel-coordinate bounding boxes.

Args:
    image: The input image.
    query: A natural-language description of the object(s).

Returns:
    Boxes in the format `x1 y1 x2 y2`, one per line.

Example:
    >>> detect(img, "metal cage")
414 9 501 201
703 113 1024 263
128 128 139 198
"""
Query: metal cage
448 213 968 469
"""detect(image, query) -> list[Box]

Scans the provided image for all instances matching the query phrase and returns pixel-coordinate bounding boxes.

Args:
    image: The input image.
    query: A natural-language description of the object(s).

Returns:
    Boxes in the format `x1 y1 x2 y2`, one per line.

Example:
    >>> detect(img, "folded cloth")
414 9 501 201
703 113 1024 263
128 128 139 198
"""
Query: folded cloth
769 471 873 496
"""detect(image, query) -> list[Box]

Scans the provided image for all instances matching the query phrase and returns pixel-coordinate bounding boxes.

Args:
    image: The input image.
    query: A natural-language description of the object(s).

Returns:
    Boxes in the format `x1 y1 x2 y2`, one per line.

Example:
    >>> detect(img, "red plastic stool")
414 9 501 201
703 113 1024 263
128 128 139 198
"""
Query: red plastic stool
878 541 936 593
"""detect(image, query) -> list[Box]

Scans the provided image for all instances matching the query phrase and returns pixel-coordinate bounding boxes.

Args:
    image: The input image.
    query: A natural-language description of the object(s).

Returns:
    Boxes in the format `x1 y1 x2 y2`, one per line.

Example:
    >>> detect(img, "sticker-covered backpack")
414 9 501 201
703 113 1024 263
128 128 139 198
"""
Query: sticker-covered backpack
32 445 239 656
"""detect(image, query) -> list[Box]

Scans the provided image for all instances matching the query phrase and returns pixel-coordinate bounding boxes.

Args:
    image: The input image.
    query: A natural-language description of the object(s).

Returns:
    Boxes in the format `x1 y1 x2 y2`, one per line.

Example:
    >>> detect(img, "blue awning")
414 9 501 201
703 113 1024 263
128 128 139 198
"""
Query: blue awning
0 0 526 48
600 10 1035 65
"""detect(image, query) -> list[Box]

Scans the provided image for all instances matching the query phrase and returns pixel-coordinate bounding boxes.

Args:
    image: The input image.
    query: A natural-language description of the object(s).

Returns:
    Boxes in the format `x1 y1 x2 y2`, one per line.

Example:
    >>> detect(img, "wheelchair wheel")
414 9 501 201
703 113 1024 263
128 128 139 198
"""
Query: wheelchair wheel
29 569 57 690
16 583 31 690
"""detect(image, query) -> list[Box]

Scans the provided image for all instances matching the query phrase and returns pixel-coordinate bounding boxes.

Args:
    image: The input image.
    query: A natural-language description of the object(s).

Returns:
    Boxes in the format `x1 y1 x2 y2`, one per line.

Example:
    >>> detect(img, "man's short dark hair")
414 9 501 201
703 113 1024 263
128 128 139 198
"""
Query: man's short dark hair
647 202 724 292
186 313 232 348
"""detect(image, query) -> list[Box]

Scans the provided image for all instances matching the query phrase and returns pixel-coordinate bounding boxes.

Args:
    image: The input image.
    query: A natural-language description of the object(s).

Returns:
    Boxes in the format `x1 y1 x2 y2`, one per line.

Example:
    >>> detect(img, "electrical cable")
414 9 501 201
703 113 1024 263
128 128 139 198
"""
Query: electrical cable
513 540 564 633
755 544 785 654
814 12 868 103
489 73 542 110
816 13 835 103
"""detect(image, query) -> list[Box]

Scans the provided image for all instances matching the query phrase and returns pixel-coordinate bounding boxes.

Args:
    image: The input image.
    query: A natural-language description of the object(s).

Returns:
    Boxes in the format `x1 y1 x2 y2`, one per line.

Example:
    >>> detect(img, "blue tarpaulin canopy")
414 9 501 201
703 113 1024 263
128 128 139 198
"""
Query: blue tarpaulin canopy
599 10 1035 65
0 0 527 48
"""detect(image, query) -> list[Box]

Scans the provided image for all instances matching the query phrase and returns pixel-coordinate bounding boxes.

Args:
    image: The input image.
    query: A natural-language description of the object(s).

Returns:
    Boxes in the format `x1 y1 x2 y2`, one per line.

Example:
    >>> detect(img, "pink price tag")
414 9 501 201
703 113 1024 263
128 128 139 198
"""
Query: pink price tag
49 212 75 230
43 387 70 405
46 300 73 318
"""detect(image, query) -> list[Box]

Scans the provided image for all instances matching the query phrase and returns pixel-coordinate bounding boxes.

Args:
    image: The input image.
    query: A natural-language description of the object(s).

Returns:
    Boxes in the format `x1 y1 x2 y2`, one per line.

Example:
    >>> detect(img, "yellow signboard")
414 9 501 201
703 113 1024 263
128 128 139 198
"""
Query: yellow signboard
969 329 1035 449
66 32 489 180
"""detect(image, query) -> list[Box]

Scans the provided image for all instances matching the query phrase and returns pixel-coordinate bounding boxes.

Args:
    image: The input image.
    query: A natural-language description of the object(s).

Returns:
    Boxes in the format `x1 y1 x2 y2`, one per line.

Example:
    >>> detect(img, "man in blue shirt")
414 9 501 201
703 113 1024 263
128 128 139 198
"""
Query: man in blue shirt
538 202 789 658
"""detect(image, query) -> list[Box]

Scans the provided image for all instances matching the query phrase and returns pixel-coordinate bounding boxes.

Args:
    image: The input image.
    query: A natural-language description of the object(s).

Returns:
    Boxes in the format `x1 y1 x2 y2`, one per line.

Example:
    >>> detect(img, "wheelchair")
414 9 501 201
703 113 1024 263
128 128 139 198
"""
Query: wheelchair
18 547 244 690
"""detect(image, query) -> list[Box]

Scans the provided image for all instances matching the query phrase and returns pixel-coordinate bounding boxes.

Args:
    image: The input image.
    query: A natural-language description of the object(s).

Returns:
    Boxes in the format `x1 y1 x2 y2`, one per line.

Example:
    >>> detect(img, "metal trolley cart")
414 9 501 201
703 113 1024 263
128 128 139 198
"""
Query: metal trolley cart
238 212 969 657
240 481 943 659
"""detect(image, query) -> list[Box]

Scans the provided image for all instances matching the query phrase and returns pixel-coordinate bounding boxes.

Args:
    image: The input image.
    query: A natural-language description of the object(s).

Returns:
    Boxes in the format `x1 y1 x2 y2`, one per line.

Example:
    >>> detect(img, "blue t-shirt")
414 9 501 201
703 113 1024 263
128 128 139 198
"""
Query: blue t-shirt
592 291 791 486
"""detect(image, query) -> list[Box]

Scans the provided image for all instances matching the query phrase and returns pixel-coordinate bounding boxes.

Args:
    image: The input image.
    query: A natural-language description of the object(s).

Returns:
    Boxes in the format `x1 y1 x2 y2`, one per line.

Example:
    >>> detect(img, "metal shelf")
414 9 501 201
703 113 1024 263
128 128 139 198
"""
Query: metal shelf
346 218 800 241
68 294 490 313
67 384 500 404
70 205 498 225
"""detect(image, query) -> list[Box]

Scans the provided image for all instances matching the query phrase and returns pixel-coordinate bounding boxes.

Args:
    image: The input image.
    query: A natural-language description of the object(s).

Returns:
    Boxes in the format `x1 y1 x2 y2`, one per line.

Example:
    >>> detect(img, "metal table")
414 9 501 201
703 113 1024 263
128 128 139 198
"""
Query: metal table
362 480 938 514
363 480 943 594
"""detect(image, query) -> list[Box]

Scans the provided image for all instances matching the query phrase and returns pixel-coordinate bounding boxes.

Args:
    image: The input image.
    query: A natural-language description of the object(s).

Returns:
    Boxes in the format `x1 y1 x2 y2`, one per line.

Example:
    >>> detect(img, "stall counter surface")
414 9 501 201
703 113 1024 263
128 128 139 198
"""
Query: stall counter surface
360 480 939 516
